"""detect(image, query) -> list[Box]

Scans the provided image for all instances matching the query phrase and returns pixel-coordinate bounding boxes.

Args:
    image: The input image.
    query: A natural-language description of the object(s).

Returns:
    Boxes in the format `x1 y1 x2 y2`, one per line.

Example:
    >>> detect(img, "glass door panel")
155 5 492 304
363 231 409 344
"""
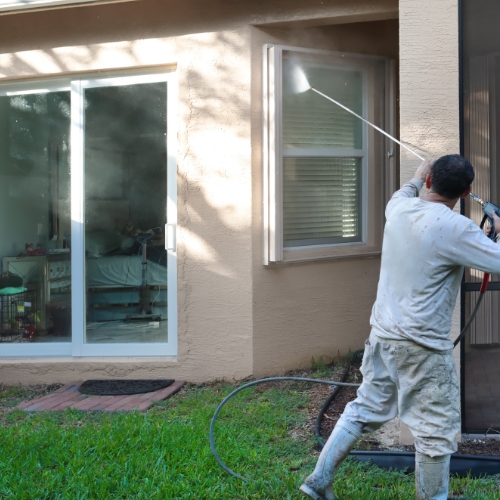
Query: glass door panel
0 90 73 348
83 82 168 345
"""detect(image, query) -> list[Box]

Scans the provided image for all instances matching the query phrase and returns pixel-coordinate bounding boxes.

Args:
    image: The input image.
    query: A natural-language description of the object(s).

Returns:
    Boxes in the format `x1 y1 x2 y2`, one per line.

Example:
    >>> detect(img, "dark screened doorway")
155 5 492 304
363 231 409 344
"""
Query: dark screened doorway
462 0 500 433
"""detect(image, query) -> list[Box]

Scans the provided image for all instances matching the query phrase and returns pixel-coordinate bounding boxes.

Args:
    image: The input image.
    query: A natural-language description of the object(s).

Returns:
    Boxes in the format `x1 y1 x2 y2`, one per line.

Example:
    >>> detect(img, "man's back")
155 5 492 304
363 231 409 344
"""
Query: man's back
371 179 500 350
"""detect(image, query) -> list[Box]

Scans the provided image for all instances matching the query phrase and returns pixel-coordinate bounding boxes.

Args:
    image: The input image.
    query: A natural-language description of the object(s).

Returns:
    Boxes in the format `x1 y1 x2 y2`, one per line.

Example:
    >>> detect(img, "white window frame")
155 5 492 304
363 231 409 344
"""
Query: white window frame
0 69 178 358
263 44 395 264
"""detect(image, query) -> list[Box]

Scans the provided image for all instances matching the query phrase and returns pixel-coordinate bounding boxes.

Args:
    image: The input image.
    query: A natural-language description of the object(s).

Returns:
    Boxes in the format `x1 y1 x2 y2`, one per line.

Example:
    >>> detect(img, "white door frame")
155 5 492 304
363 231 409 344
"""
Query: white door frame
0 70 178 358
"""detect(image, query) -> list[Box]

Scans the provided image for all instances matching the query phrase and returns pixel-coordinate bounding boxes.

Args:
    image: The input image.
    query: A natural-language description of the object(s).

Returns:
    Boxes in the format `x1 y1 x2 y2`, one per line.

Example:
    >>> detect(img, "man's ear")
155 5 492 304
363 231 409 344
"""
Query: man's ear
425 174 432 189
459 185 472 199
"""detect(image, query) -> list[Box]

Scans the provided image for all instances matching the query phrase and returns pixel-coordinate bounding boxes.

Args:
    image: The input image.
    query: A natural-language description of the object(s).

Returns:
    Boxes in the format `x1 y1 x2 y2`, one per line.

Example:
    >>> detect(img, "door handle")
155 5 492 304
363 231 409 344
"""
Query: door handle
166 224 176 252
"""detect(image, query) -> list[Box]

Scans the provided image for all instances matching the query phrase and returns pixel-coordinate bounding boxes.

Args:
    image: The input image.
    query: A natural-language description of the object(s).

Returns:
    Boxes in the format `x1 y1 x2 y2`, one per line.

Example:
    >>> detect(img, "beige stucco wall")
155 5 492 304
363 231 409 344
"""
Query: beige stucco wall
0 0 398 384
398 0 460 444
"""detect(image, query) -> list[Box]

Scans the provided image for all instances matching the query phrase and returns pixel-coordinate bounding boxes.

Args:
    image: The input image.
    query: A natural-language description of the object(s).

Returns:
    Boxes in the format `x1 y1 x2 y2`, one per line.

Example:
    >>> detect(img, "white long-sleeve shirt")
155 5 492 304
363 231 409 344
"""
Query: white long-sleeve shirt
370 178 500 350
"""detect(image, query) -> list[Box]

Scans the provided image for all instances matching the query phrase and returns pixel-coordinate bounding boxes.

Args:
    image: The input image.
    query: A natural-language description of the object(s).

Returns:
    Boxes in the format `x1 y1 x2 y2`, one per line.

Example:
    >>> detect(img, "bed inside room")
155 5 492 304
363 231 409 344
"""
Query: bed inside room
0 79 169 345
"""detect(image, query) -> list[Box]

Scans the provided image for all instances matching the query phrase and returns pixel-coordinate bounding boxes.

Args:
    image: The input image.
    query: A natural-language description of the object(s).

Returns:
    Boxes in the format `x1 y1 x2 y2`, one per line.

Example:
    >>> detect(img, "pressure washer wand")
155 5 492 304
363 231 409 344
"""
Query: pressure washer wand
310 87 426 161
469 192 484 207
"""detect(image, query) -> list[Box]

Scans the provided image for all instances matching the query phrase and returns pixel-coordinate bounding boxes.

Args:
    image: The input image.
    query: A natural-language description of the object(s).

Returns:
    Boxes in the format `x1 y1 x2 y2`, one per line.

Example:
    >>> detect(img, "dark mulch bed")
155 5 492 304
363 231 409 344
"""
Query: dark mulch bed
457 439 500 456
319 364 500 457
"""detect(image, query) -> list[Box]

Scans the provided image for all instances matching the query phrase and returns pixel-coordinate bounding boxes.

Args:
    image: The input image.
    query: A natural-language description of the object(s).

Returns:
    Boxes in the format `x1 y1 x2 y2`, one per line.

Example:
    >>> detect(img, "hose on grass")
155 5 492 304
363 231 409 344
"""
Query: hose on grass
209 376 362 481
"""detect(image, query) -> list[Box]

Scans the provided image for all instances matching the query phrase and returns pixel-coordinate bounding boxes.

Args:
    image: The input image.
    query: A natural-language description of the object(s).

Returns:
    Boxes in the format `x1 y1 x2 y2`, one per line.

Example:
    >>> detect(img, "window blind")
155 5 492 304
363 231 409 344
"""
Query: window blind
281 59 364 247
283 157 361 247
282 63 363 149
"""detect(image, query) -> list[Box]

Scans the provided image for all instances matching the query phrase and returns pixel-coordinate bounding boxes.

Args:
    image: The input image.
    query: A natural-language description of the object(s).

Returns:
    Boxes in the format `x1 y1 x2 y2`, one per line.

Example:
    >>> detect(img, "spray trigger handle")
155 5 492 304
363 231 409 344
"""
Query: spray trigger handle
472 194 500 240
480 213 497 241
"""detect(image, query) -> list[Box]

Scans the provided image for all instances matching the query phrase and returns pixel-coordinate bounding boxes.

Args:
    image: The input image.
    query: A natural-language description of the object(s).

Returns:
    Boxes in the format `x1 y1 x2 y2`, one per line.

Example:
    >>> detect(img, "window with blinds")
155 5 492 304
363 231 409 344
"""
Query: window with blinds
263 44 393 264
282 58 365 247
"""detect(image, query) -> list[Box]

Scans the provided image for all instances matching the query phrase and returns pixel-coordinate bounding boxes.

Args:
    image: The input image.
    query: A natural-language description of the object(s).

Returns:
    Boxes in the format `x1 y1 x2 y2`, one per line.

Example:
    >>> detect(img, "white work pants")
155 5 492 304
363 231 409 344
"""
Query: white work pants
339 332 460 457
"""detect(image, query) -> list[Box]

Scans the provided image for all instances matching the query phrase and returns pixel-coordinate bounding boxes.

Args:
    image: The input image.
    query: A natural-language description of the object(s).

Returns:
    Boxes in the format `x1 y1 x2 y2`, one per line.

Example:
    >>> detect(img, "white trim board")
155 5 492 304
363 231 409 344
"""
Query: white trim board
0 0 136 14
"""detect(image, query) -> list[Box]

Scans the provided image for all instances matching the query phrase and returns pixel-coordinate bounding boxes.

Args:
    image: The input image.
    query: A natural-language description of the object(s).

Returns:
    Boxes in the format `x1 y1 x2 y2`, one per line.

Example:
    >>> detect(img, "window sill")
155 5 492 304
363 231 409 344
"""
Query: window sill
274 242 381 264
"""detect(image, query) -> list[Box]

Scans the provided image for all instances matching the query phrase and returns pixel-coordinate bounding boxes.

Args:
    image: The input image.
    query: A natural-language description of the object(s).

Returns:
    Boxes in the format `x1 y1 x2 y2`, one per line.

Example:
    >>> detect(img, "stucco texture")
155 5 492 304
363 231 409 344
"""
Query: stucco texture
0 0 398 383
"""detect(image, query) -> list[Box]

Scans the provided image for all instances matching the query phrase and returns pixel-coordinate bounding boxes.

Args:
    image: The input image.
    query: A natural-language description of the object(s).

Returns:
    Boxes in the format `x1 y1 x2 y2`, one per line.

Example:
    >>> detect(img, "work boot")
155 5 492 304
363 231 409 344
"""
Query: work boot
415 452 450 500
299 421 362 500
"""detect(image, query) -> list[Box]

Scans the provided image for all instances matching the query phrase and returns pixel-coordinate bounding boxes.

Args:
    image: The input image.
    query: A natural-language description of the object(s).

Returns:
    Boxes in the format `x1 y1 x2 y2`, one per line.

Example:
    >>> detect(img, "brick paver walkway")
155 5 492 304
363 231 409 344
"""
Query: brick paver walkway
17 380 185 412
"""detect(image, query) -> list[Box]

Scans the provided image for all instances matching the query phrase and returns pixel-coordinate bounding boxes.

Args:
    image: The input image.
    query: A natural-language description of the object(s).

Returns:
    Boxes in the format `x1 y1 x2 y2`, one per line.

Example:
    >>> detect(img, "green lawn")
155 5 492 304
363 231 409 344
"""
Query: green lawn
0 378 499 499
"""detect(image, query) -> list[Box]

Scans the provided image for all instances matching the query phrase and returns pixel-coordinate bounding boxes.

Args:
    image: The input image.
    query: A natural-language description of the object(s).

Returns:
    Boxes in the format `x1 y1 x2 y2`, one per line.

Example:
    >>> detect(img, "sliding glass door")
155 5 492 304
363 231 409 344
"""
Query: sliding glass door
0 71 177 357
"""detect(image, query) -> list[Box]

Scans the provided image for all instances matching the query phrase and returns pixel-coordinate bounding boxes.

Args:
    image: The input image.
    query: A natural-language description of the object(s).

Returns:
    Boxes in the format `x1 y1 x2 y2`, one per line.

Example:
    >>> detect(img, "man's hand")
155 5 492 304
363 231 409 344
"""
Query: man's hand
486 212 500 239
414 159 435 181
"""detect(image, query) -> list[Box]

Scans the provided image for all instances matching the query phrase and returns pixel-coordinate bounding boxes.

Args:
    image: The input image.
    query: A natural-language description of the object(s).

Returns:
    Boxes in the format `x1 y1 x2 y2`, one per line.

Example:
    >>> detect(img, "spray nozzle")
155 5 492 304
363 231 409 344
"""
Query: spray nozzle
470 192 485 206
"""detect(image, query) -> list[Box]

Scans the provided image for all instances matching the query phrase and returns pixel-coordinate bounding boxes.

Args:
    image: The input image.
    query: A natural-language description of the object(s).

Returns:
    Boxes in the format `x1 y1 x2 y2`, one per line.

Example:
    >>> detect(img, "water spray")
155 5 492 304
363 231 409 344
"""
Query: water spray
290 64 425 161
294 67 487 230
310 87 425 161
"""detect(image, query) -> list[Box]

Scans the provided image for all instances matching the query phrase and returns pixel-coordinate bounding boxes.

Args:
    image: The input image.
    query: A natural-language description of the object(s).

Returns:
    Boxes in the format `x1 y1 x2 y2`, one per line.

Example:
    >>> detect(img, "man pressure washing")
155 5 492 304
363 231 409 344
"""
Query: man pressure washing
300 155 500 500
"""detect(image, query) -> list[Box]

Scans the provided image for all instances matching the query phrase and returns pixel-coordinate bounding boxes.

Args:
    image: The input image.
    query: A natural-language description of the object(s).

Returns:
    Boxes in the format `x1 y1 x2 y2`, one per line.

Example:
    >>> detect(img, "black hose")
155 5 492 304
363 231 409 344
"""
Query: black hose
314 364 351 449
453 291 485 347
209 376 361 481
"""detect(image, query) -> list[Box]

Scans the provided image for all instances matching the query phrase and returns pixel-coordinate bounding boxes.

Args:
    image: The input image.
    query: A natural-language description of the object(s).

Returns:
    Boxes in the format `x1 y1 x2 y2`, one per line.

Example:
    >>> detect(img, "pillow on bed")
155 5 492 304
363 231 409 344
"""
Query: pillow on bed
120 236 135 250
86 231 123 258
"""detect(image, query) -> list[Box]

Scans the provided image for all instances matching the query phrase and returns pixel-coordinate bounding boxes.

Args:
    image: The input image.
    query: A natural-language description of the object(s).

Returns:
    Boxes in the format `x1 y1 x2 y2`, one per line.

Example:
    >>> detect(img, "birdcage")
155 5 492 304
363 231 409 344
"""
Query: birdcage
0 289 39 342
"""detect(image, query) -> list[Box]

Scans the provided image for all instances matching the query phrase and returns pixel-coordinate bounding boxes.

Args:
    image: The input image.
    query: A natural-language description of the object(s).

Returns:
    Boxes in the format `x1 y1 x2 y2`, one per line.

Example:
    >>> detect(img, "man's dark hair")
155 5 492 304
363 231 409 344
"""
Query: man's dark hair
430 155 474 199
